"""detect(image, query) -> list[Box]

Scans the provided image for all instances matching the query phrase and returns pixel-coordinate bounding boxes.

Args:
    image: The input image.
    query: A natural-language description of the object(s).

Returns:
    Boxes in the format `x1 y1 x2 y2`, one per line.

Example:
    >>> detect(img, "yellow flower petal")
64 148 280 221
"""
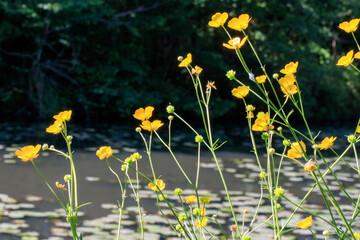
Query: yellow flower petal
179 53 192 67
15 144 41 162
318 136 337 150
96 146 113 160
280 62 299 75
228 14 251 31
255 75 267 83
296 216 312 229
184 195 197 204
337 50 354 66
133 106 154 121
195 218 208 229
287 141 306 158
53 110 72 122
46 120 64 134
231 86 250 99
208 12 228 28
339 19 360 33
148 179 165 191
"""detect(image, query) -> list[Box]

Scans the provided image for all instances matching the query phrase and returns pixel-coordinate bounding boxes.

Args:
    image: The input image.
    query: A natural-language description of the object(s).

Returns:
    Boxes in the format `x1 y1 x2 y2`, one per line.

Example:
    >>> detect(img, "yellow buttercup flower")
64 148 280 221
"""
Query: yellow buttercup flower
354 232 360 240
357 126 360 133
252 112 273 132
140 120 164 131
296 216 312 229
208 12 228 27
318 136 337 150
255 75 267 83
53 110 72 122
46 120 64 134
192 65 203 75
228 14 251 31
193 206 206 216
337 50 354 67
339 19 360 33
223 36 248 49
304 160 315 172
280 83 298 97
133 106 154 121
231 86 250 99
15 144 41 162
195 218 208 228
279 74 298 96
56 182 67 191
287 141 306 159
355 52 360 59
280 62 298 75
148 179 165 191
184 195 197 204
179 53 192 67
96 146 113 160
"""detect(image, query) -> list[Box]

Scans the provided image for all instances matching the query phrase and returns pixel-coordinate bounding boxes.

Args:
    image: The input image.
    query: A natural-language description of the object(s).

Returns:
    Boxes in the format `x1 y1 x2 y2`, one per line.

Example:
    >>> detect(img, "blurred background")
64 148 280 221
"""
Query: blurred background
1 0 360 126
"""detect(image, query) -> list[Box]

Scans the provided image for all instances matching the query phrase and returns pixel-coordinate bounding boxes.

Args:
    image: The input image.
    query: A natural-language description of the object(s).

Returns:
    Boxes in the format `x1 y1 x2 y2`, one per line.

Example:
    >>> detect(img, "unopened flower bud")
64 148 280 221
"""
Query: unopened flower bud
226 70 236 80
276 203 281 210
121 164 128 172
243 236 251 240
158 195 165 201
259 172 267 179
50 145 55 150
268 148 275 155
323 230 329 236
246 105 255 112
312 144 318 150
212 214 217 219
167 105 175 114
168 115 174 121
176 224 183 231
230 225 237 232
125 157 133 165
274 187 284 197
42 144 49 151
132 152 141 161
261 132 269 140
179 213 187 222
348 135 357 144
136 127 141 133
174 188 183 196
200 196 210 204
195 135 203 143
283 140 291 147
67 135 73 141
277 127 282 132
64 174 72 182
177 56 183 61
304 160 315 172
193 208 200 215
272 73 279 79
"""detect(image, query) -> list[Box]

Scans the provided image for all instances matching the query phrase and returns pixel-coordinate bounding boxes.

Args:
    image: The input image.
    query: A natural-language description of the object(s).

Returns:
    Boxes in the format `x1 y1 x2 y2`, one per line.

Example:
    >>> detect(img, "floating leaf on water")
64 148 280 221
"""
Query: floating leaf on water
101 203 117 209
24 195 43 202
4 159 17 164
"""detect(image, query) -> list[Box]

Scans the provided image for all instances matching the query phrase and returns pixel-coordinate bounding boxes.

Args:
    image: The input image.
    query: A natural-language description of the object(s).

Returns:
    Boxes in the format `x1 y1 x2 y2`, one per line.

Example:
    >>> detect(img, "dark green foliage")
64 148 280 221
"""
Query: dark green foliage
0 0 359 124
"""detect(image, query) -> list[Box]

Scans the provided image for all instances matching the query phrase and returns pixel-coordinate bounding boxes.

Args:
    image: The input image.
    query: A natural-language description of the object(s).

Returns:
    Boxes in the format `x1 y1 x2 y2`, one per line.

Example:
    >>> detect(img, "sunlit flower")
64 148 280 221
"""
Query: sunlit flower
280 62 299 75
304 160 315 172
355 52 360 59
148 179 165 191
56 182 67 191
296 216 312 229
208 12 229 27
53 110 72 122
337 50 354 67
207 81 217 90
15 144 41 162
179 53 192 67
228 14 252 31
184 195 197 204
280 83 298 97
287 141 306 159
232 86 250 99
192 65 203 75
256 75 267 83
46 120 64 134
339 19 360 33
96 146 113 160
279 74 296 86
140 120 164 131
318 136 337 150
133 106 154 121
193 206 206 216
357 126 360 133
252 112 273 132
223 36 248 49
230 225 237 232
195 218 208 228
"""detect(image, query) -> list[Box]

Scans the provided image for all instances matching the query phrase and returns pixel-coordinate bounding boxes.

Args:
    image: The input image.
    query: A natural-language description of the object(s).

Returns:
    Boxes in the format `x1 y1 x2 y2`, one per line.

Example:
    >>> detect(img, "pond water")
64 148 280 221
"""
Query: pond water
0 123 359 239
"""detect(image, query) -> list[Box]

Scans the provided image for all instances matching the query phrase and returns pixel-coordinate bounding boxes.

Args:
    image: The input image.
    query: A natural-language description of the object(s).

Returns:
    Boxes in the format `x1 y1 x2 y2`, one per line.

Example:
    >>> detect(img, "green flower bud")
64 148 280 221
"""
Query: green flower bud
268 148 275 155
42 144 49 151
212 214 217 219
168 115 174 121
261 132 270 140
200 196 210 204
166 105 175 114
193 208 200 215
348 135 357 144
49 145 55 150
67 135 73 141
259 172 267 179
276 203 281 210
158 195 165 201
174 188 183 196
176 224 183 231
226 70 236 80
274 187 284 197
272 73 279 79
195 135 203 143
312 144 319 150
323 230 329 236
283 139 291 147
177 56 183 61
243 236 251 240
136 127 141 133
179 213 187 222
246 105 255 112
64 174 72 182
121 164 128 172
277 127 282 132
125 157 133 165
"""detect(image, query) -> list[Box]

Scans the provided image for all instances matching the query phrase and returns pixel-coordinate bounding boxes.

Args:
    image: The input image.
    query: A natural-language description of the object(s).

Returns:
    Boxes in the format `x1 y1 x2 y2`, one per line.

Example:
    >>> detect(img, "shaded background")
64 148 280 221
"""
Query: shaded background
1 0 360 126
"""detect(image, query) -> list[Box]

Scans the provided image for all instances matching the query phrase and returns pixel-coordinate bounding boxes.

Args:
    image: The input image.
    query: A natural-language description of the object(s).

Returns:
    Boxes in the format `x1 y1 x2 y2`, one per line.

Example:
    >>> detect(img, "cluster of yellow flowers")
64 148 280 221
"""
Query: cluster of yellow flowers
337 18 360 66
46 110 72 134
278 62 299 97
133 106 163 132
252 112 273 132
